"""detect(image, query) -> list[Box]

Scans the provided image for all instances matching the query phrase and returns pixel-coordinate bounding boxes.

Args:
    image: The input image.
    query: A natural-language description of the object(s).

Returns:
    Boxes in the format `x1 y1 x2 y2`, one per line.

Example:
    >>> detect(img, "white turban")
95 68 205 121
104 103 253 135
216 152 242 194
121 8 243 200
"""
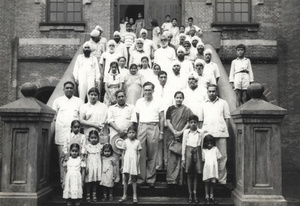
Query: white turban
191 36 200 42
163 31 172 37
140 29 148 35
177 46 186 54
136 38 144 44
113 31 121 36
82 41 91 49
204 48 213 55
107 40 117 47
179 33 186 39
90 29 100 37
188 72 199 81
196 41 205 48
95 25 104 33
172 60 181 67
195 59 206 66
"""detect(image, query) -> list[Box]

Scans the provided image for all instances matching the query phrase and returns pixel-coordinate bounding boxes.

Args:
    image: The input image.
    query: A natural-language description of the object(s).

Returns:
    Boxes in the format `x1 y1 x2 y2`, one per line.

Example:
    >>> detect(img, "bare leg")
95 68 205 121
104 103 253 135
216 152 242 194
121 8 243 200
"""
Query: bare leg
92 182 97 202
187 174 193 202
193 174 199 202
86 183 91 202
235 90 242 107
109 187 113 201
119 174 128 202
132 175 137 199
205 182 210 198
241 90 248 104
210 182 214 198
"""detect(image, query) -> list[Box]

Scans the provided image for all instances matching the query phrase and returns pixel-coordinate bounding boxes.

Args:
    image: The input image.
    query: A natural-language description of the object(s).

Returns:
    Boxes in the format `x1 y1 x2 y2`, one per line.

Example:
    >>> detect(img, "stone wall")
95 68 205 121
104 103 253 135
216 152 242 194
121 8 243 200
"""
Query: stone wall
277 0 300 171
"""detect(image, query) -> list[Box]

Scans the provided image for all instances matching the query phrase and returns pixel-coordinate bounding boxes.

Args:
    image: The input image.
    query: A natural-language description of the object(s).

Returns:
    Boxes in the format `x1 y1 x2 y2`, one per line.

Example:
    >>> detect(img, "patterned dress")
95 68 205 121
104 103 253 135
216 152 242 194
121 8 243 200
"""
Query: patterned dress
85 143 102 182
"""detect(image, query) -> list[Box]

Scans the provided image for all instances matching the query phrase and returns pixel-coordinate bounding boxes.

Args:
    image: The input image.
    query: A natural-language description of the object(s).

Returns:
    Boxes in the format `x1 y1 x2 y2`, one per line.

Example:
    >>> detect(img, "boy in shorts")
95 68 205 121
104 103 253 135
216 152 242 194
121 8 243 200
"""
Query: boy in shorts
229 44 254 107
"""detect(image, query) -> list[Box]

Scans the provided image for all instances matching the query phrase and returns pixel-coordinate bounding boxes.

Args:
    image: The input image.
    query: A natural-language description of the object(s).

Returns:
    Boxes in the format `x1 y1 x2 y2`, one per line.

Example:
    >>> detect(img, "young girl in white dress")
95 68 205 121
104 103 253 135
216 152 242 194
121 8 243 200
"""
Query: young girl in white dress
138 56 153 83
85 130 102 202
104 61 124 106
63 143 84 206
202 134 222 205
100 143 117 201
119 125 142 204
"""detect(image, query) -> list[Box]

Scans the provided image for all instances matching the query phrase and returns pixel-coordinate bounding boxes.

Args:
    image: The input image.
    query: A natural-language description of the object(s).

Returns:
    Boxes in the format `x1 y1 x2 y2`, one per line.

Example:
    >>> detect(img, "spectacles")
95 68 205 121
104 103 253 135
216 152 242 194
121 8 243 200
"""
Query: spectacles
161 39 168 42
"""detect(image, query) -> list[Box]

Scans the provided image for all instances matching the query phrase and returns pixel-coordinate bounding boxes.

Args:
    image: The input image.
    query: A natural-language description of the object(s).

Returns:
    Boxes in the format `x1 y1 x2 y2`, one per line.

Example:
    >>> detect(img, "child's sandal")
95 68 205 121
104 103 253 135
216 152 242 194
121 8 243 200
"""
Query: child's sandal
92 192 97 202
86 194 91 203
205 197 210 204
210 197 218 204
101 194 107 201
109 193 113 201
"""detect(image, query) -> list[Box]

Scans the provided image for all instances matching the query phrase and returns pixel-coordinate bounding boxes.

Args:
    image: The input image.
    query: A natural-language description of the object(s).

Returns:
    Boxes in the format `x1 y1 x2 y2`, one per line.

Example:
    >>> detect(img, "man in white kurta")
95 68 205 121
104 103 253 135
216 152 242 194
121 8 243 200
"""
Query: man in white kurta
108 89 136 182
177 46 194 79
199 84 230 184
99 40 120 77
52 81 83 188
168 60 188 95
73 41 101 102
130 29 156 60
153 71 173 170
203 49 220 85
129 38 151 68
136 82 164 186
182 72 207 119
113 31 128 62
89 28 106 61
154 35 176 76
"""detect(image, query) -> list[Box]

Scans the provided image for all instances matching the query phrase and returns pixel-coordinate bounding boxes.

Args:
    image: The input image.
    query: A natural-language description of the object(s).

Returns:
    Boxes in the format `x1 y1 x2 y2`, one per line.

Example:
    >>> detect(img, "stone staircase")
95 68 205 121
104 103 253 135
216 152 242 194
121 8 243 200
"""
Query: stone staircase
47 171 234 206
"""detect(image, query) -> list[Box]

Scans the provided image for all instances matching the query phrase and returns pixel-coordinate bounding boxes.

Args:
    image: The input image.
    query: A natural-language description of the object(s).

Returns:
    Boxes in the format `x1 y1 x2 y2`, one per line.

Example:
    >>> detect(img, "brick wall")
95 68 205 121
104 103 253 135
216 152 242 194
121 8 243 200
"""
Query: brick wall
277 0 300 172
0 0 15 157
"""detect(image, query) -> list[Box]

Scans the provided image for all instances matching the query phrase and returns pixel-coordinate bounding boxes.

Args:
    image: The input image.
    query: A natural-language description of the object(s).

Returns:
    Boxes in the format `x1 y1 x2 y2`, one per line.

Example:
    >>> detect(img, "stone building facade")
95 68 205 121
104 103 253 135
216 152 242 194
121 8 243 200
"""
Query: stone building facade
0 0 299 175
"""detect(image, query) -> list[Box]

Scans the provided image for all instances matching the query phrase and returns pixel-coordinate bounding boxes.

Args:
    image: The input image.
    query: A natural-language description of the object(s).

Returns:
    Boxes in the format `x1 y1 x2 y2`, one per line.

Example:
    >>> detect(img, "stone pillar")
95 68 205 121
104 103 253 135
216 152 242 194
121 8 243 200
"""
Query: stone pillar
231 83 287 206
0 83 55 206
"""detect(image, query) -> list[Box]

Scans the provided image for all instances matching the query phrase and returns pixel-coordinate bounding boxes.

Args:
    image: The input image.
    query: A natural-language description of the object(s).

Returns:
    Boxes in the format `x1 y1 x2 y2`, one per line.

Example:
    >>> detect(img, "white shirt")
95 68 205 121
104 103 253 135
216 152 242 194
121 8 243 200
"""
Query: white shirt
179 59 194 79
199 97 230 138
115 42 128 61
135 97 163 123
99 51 120 76
161 22 172 32
182 129 204 161
108 103 136 137
139 68 153 82
169 74 188 94
89 37 107 60
229 57 254 83
183 86 207 118
203 61 220 85
129 50 151 67
154 46 176 76
52 95 83 145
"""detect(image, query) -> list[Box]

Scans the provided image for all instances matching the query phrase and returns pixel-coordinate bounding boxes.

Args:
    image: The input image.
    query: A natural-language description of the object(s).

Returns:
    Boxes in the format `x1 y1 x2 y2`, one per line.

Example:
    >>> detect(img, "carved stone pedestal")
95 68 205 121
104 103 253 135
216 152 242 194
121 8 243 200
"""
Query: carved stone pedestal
231 83 287 206
0 83 55 206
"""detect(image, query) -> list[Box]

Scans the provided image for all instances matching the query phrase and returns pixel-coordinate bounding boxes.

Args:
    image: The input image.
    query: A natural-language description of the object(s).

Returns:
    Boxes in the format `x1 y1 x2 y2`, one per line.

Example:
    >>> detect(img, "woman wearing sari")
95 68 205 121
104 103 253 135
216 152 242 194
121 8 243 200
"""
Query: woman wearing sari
166 91 193 185
123 63 144 105
79 87 109 137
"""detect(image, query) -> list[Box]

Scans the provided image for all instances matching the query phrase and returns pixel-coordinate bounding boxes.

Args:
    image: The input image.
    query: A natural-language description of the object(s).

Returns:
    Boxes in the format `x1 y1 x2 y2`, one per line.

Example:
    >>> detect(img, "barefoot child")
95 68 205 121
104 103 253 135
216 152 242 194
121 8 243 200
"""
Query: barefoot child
100 143 117 201
85 130 102 202
229 44 254 107
202 134 222 204
182 115 204 203
63 143 84 206
119 125 142 204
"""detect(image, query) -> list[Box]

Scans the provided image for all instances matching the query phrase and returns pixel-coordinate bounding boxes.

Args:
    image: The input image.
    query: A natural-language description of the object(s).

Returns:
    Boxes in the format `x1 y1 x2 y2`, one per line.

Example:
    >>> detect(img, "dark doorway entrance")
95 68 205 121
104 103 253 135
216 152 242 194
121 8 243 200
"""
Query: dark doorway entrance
120 5 144 23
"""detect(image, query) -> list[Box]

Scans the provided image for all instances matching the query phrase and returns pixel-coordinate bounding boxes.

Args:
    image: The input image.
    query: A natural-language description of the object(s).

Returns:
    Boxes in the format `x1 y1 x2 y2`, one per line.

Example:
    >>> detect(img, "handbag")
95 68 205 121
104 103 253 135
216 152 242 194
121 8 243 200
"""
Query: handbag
169 140 182 155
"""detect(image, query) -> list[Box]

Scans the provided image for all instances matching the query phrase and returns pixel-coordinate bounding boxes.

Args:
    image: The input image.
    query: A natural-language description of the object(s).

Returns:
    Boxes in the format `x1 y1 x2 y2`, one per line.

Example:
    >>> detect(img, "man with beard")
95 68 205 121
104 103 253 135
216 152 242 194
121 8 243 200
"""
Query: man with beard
203 48 220 85
183 41 197 64
113 31 128 63
90 26 107 61
168 60 188 95
177 46 194 79
182 72 207 122
73 41 101 102
154 35 176 76
199 84 230 185
130 29 156 60
52 81 83 188
129 38 151 68
195 41 205 60
100 39 120 77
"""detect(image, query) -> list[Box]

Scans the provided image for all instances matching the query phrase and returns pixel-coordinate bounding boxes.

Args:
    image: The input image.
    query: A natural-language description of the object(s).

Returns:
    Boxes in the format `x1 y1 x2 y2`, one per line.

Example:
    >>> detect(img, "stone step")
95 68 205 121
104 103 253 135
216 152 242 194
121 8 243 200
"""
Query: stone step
48 196 234 206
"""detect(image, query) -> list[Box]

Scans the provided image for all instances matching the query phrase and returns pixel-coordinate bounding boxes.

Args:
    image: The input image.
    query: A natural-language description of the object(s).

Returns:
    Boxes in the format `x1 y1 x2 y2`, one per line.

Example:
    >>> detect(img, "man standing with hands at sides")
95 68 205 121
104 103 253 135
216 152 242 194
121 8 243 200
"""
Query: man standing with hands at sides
52 81 83 188
199 84 230 185
135 82 164 188
73 41 100 102
108 89 136 183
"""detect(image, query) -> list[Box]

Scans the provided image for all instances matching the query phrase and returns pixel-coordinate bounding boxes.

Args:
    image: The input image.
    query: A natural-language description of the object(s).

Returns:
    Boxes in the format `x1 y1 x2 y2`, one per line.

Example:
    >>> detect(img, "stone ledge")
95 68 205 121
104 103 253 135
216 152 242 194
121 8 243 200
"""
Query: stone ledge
39 23 85 32
211 23 260 32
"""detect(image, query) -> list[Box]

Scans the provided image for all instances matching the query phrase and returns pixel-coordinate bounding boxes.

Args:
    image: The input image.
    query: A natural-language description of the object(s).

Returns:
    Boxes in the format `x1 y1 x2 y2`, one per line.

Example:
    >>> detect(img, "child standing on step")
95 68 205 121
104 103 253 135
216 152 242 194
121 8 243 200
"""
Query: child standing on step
202 134 222 204
182 115 204 203
85 130 102 203
119 125 142 204
100 143 117 201
63 143 84 206
229 44 254 107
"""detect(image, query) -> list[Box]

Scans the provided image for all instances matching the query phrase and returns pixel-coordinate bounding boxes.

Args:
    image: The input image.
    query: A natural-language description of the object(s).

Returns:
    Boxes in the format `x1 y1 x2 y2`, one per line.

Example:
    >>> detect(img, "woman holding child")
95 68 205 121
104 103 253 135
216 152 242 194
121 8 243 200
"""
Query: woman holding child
165 91 193 185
